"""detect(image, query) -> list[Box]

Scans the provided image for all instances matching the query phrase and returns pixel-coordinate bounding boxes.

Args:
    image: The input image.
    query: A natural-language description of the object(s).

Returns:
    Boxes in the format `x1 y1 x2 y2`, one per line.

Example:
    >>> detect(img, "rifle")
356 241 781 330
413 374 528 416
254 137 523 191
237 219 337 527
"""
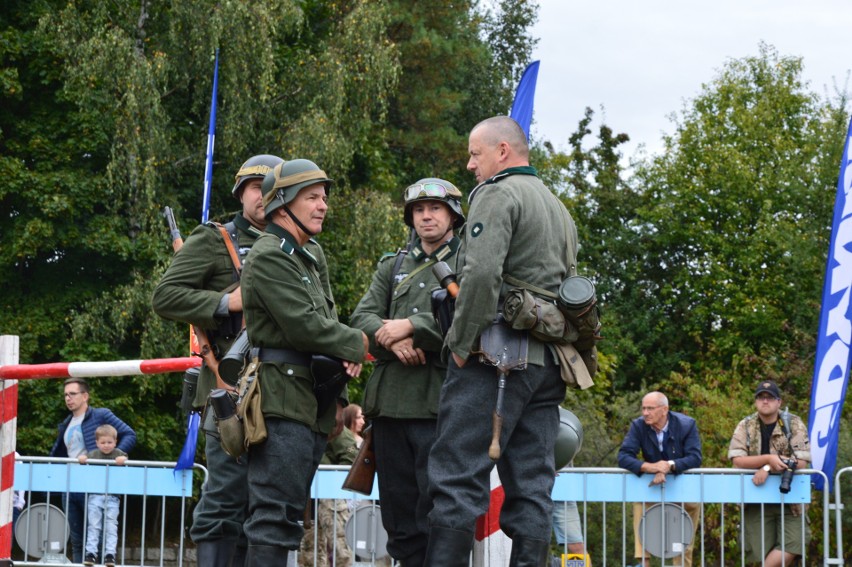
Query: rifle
163 206 230 391
342 423 376 495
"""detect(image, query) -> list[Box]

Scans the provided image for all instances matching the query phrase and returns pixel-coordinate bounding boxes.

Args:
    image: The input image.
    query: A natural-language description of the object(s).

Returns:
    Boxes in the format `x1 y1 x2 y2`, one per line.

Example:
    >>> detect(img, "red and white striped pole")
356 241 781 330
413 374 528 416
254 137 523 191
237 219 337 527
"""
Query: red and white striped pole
473 467 512 567
0 338 200 564
0 335 20 567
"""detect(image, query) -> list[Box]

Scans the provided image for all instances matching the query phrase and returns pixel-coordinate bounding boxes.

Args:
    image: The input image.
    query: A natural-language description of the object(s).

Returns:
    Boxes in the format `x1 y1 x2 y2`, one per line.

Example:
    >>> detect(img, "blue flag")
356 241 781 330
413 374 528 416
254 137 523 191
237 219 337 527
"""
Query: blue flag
808 114 852 492
509 60 540 141
175 411 200 473
201 49 220 224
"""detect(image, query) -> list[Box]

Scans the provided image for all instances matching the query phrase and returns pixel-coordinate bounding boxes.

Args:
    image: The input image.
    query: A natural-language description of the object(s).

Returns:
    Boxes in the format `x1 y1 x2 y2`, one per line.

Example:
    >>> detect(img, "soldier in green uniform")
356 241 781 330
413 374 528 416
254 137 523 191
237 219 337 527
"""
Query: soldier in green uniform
240 158 367 565
424 116 578 567
152 154 282 567
350 178 465 567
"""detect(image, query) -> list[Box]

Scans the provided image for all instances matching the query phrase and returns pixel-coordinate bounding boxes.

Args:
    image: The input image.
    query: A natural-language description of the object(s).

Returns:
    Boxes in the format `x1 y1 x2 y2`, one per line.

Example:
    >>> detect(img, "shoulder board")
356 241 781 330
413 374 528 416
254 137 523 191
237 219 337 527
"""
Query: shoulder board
378 251 398 264
280 239 295 255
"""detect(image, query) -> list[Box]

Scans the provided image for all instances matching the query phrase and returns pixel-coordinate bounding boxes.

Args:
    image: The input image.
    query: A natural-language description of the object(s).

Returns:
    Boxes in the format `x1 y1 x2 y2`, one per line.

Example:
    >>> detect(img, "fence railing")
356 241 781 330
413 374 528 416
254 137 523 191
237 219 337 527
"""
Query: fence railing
12 456 206 567
11 459 850 567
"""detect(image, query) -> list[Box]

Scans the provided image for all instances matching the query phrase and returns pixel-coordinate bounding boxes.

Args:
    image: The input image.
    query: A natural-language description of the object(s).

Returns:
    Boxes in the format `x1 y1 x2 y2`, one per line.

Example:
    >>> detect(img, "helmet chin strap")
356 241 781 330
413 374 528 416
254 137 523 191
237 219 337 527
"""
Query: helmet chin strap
282 203 318 237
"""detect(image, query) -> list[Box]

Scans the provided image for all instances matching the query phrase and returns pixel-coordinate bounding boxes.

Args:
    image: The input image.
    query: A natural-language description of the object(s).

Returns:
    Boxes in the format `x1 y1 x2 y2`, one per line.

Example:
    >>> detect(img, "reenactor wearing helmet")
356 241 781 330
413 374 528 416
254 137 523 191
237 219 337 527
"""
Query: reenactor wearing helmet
153 154 282 566
349 178 465 567
239 158 368 564
424 116 578 567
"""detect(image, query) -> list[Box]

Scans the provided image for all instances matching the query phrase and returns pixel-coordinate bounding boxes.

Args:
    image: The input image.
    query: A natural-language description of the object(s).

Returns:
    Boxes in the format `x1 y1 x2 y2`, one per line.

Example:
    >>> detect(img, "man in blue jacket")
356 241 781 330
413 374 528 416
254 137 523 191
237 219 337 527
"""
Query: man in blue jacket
50 378 136 563
617 391 702 567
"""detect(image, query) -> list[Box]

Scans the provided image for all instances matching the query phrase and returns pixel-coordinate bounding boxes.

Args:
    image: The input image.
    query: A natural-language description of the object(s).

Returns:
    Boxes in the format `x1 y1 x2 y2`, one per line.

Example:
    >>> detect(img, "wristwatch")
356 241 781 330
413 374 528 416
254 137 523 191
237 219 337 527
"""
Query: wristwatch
762 464 771 472
667 460 676 472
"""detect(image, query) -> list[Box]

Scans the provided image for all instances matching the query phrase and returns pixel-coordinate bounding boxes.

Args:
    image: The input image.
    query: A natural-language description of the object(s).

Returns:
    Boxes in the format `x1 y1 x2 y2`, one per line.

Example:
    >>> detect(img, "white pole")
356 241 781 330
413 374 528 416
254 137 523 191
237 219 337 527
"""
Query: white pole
0 335 20 566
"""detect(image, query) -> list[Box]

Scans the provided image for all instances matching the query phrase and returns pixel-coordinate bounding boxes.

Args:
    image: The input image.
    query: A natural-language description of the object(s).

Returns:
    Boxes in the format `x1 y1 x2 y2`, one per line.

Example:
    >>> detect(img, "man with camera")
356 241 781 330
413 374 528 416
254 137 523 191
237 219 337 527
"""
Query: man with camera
728 380 811 567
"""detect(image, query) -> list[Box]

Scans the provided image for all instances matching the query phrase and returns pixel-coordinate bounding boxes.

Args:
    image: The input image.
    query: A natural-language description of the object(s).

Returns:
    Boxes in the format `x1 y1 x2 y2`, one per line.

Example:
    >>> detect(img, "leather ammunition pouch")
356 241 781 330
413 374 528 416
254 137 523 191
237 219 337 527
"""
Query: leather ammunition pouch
310 355 349 417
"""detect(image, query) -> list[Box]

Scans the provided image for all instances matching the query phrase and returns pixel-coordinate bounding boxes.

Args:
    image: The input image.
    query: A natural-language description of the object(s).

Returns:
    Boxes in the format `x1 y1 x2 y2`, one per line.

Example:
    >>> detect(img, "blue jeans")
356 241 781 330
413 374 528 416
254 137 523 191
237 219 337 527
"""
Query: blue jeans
62 492 86 562
86 494 120 557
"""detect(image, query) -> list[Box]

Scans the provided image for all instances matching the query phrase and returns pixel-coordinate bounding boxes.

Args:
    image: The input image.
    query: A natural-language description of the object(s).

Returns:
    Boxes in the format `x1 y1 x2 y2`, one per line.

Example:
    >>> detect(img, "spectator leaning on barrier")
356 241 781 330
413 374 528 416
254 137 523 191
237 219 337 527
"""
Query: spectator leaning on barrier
152 154 282 567
728 380 811 567
80 424 129 567
49 378 136 564
617 391 702 567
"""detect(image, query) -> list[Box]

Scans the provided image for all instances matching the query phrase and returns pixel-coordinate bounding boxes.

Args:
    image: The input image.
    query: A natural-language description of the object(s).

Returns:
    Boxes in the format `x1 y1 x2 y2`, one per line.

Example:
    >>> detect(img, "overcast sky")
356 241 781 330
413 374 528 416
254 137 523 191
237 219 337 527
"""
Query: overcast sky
528 1 852 162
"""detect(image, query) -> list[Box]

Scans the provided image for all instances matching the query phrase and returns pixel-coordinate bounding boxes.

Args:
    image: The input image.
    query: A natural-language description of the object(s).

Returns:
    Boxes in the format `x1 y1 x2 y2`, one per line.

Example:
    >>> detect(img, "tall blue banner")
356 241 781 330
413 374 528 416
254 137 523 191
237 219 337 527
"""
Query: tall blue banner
809 114 852 492
509 60 540 141
201 49 220 224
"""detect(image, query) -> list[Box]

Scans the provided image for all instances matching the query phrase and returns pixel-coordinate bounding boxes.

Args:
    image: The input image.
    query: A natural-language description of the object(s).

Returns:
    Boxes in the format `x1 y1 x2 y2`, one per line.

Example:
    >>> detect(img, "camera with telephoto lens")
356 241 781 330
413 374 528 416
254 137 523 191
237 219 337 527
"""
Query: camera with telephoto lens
779 458 797 494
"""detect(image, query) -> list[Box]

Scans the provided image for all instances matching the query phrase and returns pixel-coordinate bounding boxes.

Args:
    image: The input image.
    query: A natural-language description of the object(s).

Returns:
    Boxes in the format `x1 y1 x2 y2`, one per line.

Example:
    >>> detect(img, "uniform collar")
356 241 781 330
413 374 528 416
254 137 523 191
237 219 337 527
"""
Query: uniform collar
410 236 460 262
233 213 264 238
469 166 538 204
265 223 319 267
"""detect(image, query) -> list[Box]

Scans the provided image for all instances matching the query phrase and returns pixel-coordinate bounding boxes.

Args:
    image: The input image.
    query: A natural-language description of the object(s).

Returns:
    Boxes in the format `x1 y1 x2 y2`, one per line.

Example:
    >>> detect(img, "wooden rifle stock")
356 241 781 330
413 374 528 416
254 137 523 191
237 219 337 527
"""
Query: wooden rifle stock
162 206 229 390
342 423 376 495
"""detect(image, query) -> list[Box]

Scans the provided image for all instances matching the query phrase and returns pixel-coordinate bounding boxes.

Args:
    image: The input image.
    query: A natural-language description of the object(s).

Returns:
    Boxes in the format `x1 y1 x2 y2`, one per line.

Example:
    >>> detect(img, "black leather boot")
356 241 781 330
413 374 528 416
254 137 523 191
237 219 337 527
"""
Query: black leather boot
196 539 238 567
246 545 290 567
508 536 550 567
424 526 474 567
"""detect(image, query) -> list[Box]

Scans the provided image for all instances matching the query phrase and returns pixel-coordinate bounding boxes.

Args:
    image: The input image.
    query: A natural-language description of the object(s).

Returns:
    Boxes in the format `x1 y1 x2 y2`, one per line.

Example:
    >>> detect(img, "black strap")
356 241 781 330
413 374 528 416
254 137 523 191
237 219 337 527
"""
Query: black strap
387 229 415 315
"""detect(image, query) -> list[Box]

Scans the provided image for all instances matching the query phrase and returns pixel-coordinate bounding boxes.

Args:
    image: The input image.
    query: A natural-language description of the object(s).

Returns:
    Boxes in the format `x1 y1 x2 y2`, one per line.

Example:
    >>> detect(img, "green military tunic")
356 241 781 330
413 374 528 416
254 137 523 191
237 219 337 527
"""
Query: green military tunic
447 167 578 365
153 213 261 406
322 426 359 466
350 237 459 419
241 223 365 434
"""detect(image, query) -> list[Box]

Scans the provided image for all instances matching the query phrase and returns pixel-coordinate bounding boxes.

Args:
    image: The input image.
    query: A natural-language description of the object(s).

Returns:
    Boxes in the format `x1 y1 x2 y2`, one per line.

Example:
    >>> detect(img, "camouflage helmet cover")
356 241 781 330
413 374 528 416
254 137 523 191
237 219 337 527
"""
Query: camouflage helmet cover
232 154 284 197
402 177 465 229
261 159 334 216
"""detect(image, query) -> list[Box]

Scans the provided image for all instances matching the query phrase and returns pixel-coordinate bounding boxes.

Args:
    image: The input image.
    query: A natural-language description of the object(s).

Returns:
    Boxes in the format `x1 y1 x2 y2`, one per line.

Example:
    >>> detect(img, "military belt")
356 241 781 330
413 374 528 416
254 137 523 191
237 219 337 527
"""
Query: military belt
250 347 311 367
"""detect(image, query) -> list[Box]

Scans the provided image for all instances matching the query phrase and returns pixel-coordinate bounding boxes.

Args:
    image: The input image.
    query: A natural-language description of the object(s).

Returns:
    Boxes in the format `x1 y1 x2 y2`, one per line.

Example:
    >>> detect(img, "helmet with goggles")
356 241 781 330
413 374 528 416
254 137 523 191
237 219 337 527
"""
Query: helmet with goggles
403 178 465 229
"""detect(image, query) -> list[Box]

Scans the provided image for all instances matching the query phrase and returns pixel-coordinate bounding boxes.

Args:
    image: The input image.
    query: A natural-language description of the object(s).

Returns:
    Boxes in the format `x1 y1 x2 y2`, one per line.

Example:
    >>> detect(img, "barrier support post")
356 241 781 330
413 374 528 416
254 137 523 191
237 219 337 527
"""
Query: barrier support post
0 335 20 567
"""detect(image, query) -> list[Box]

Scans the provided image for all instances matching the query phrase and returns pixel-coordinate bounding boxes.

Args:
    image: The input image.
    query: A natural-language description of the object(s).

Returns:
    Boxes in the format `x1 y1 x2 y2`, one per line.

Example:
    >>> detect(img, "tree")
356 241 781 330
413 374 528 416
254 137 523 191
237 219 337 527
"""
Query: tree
615 43 848 387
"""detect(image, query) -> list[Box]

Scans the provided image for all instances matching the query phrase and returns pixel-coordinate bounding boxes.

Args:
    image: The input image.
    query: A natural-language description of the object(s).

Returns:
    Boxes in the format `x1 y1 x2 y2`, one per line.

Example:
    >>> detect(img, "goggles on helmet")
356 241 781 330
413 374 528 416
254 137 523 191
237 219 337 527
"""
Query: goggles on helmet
403 182 459 203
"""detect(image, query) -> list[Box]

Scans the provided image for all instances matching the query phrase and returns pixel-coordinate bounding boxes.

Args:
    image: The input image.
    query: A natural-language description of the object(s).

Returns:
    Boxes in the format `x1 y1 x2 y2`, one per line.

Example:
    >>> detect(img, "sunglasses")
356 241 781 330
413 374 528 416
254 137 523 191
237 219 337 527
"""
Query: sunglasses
404 182 453 201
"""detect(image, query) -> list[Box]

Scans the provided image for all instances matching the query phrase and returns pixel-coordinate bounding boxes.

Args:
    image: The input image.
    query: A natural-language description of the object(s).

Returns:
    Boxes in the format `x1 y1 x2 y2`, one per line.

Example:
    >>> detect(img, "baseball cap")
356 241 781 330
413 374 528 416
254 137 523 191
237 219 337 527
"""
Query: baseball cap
755 380 780 399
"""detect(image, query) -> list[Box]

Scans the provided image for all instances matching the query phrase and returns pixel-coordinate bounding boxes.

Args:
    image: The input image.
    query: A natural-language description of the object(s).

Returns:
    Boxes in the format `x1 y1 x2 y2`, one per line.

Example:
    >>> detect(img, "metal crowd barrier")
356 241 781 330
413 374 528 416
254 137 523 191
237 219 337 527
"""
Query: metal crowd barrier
12 456 206 567
550 467 827 567
12 460 845 567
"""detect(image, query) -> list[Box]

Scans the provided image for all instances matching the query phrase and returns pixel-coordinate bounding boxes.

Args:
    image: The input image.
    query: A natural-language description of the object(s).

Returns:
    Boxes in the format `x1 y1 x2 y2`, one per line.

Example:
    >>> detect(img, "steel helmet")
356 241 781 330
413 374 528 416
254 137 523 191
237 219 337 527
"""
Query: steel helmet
402 178 465 229
261 159 334 216
232 154 284 197
554 407 584 470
